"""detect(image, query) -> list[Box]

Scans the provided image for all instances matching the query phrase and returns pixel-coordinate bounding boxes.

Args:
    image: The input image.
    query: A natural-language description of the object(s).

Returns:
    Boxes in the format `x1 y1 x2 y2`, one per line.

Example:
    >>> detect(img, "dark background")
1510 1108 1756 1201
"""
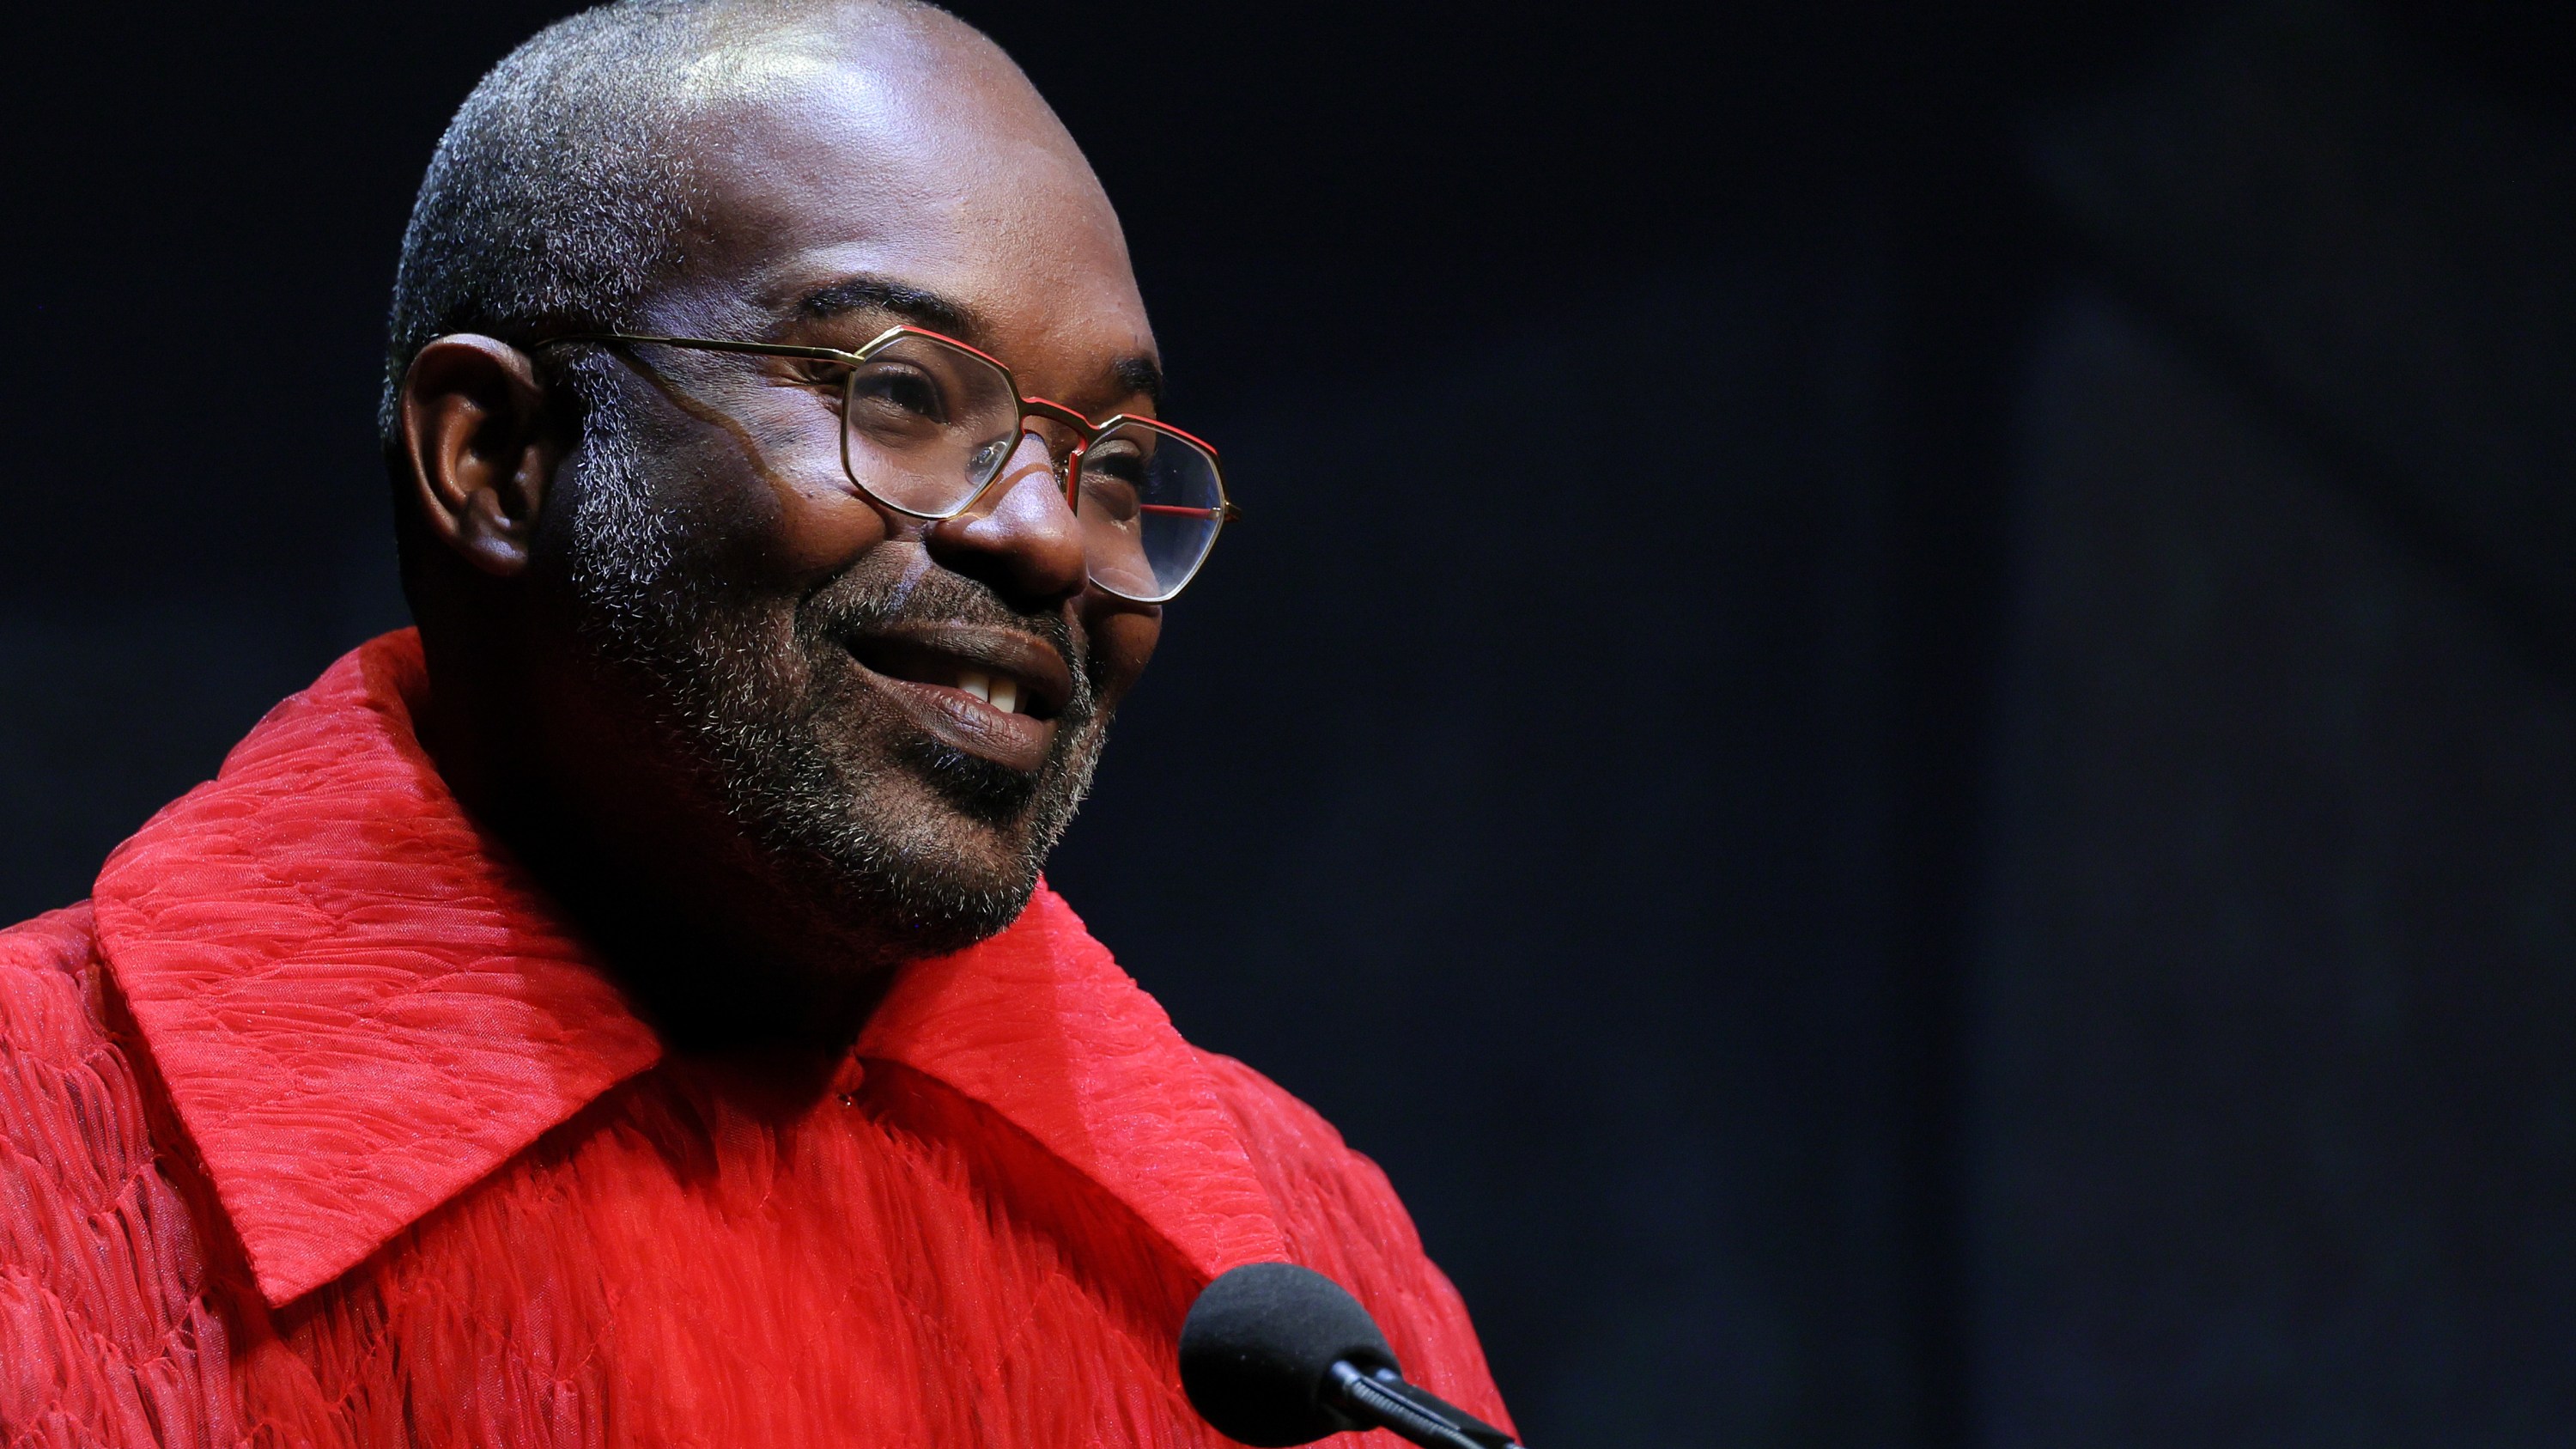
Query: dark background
7 0 2575 1443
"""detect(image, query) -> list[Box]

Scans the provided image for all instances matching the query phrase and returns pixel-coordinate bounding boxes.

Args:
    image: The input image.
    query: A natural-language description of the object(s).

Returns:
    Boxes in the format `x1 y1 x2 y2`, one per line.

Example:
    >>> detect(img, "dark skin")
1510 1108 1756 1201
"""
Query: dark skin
392 14 1163 1052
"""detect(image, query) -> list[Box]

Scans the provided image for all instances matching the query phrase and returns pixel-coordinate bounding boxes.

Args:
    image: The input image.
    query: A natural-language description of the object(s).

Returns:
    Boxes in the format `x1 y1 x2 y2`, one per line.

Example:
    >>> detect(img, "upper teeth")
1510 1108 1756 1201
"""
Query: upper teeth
956 668 1021 715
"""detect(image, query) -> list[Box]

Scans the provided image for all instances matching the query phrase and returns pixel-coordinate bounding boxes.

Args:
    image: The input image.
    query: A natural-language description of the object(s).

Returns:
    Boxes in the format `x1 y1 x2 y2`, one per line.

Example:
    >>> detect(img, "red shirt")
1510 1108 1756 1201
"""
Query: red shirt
0 631 1507 1447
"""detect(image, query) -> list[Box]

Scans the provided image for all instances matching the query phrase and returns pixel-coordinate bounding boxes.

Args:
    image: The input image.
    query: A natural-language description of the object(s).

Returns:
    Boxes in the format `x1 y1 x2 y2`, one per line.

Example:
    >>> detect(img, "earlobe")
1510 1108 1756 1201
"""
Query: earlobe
398 335 562 577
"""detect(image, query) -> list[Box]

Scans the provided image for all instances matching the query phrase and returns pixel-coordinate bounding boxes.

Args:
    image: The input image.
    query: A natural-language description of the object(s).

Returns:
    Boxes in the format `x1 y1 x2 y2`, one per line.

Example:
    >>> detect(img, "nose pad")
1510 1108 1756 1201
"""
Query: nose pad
923 429 1088 606
1005 426 1078 506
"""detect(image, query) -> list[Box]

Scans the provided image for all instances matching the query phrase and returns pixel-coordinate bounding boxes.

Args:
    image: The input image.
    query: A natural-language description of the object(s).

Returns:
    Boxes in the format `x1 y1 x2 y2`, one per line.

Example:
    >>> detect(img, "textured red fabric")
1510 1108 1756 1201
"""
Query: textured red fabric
855 903 1290 1282
0 632 1509 1447
91 640 661 1307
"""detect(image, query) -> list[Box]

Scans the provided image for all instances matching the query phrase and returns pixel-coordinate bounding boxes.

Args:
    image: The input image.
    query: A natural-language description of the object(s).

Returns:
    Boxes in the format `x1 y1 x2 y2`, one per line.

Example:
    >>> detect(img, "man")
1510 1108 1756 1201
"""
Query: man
0 1 1509 1442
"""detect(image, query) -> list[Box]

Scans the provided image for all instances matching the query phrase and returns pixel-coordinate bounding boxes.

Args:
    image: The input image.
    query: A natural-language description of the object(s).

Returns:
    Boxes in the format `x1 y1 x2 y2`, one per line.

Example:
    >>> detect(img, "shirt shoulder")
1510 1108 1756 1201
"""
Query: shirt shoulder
0 903 106 1040
0 903 240 1445
1191 1048 1419 1251
1190 1048 1516 1437
0 897 100 1010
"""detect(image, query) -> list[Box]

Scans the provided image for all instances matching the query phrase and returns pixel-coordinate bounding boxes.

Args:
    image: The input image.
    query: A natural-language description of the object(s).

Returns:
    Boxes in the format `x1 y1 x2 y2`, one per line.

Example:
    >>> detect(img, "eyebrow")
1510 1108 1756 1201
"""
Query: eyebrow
791 274 981 338
1115 354 1167 412
790 272 1169 412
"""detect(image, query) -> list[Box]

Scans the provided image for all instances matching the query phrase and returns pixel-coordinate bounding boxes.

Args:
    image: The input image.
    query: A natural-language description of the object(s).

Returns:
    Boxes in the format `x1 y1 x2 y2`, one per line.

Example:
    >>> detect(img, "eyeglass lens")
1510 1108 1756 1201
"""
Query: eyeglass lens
838 332 1226 603
837 332 1024 517
1071 420 1225 604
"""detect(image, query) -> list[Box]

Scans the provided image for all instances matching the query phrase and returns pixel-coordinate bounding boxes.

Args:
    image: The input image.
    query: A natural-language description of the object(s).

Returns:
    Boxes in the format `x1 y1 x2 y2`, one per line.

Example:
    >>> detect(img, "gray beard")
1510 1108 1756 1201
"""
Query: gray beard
553 383 1106 961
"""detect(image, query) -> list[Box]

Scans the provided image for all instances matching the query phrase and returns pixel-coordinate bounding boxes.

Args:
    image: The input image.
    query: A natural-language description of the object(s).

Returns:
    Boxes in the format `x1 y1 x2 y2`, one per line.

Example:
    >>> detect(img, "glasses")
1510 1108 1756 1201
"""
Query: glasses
535 325 1237 604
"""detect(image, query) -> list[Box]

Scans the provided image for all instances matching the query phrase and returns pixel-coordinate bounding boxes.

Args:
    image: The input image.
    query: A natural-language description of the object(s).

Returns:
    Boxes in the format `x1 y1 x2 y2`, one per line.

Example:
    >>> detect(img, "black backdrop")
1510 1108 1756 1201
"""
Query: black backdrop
8 2 2576 1444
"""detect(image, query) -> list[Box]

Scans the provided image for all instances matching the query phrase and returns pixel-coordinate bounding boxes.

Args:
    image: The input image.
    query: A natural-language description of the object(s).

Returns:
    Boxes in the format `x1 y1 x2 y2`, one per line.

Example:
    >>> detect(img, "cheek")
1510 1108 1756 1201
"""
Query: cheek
653 396 899 588
769 472 901 581
1084 601 1162 710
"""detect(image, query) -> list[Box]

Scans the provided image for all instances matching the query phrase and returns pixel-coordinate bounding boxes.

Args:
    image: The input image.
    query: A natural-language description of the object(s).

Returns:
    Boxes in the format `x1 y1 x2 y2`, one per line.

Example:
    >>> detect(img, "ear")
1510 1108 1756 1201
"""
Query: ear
397 335 563 577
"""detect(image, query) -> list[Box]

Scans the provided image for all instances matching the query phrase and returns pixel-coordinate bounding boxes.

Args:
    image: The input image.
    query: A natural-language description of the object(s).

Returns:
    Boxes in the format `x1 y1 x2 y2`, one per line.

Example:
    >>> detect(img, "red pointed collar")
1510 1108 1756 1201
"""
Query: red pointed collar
93 630 1283 1308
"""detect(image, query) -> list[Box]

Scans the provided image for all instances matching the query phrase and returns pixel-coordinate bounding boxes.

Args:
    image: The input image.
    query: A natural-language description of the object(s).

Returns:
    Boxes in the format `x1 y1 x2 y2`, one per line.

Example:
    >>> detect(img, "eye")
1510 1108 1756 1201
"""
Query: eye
1082 436 1149 484
1078 460 1145 523
846 361 951 425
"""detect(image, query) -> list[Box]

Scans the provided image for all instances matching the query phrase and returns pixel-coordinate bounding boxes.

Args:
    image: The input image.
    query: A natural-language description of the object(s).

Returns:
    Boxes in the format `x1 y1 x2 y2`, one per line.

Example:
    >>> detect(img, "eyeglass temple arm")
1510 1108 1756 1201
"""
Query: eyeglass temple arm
535 332 865 365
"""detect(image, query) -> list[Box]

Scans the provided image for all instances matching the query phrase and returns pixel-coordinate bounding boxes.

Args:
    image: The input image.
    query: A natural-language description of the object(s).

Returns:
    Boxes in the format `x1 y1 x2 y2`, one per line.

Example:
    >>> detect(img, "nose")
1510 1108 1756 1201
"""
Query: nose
923 429 1088 609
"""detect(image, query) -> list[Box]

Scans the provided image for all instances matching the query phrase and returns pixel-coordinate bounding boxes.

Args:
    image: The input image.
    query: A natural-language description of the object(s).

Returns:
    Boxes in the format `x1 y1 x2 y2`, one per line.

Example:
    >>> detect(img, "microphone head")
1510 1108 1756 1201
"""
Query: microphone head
1178 1262 1399 1447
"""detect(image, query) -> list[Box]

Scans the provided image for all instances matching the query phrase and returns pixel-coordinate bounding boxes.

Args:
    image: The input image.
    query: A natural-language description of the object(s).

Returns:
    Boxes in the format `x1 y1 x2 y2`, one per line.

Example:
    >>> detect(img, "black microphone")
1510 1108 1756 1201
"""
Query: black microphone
1178 1262 1522 1449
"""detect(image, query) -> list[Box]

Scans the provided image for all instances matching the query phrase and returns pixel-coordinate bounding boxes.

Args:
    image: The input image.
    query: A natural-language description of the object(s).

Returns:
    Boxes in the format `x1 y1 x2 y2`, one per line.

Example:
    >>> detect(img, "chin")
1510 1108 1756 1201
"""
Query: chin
744 752 1062 959
786 697 1103 946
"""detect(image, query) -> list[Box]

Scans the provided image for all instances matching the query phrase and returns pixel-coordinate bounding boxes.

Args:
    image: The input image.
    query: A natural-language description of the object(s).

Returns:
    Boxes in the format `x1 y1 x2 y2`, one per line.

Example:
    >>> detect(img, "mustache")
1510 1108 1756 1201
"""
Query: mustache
798 555 1096 714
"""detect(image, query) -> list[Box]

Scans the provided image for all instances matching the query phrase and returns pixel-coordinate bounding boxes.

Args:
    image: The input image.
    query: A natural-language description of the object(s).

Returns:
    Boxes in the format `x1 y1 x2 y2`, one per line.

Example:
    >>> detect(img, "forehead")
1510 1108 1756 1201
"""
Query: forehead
666 20 1151 359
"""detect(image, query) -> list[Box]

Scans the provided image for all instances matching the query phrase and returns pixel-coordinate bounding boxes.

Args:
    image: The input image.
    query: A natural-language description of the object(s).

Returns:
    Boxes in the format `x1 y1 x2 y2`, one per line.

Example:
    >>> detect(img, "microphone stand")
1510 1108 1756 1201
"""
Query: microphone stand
1325 1362 1522 1449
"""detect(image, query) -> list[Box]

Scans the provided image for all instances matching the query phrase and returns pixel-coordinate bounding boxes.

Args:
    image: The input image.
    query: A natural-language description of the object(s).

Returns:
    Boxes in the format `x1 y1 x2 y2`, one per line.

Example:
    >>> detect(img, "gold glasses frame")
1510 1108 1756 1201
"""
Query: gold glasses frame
533 324 1240 604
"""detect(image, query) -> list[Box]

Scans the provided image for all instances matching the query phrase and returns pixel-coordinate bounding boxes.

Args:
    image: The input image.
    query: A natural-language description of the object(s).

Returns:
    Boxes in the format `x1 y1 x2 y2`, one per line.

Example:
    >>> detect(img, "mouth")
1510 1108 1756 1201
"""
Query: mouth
843 624 1076 776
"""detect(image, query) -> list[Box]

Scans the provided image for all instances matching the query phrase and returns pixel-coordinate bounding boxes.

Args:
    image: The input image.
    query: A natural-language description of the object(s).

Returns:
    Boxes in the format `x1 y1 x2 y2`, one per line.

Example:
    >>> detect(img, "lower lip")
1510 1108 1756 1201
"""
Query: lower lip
859 667 1057 774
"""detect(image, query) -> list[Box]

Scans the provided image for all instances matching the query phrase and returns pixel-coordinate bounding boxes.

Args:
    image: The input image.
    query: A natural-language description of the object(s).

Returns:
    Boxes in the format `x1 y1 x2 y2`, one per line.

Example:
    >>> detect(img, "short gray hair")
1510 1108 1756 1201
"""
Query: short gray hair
380 0 940 447
380 1 721 446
